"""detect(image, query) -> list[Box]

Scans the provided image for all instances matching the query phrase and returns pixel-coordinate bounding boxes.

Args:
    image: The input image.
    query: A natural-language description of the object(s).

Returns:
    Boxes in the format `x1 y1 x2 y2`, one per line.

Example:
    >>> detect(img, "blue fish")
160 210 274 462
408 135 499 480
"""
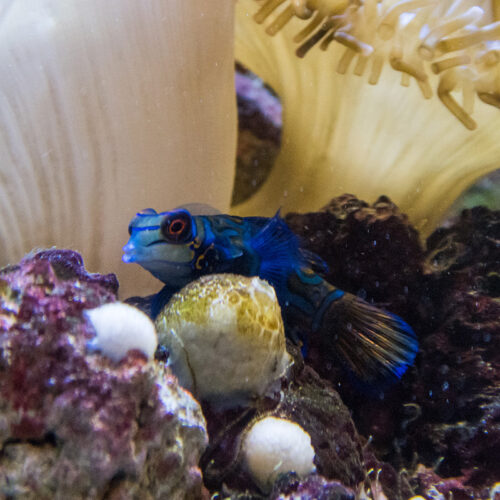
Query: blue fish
123 206 418 392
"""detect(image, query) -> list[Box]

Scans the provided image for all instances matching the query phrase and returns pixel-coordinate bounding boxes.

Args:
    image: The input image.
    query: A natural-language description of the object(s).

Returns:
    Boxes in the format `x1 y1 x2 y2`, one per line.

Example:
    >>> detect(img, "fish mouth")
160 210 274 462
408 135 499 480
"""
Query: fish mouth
122 251 181 269
122 242 181 268
122 242 138 263
122 242 161 264
145 240 166 247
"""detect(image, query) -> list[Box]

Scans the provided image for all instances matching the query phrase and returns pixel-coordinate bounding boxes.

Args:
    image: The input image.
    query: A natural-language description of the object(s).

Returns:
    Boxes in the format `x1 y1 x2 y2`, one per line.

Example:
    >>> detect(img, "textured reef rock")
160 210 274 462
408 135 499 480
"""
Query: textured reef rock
2 202 498 499
407 207 500 487
283 199 499 497
0 249 207 499
269 473 355 500
412 464 492 500
201 345 365 497
285 193 425 318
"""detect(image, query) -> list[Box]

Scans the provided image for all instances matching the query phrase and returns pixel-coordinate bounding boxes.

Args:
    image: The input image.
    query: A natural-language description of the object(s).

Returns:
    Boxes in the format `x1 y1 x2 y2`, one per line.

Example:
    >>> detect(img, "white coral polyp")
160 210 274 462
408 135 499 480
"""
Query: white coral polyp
86 302 158 362
242 416 316 491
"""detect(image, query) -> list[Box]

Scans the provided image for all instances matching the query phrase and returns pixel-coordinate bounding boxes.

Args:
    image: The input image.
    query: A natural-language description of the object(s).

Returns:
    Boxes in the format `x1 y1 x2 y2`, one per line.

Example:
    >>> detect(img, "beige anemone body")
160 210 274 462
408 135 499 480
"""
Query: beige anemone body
1 1 499 299
235 0 500 234
0 1 235 297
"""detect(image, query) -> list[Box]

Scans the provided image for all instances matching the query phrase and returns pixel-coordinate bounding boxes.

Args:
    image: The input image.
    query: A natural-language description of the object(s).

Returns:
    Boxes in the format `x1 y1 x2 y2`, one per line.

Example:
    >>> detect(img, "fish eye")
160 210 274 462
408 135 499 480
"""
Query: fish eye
160 211 193 243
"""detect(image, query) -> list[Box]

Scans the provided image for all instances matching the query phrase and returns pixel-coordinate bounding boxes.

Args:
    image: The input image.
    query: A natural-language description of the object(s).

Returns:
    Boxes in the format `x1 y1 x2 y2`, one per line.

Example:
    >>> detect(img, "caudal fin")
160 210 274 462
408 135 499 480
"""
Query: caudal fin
322 294 418 392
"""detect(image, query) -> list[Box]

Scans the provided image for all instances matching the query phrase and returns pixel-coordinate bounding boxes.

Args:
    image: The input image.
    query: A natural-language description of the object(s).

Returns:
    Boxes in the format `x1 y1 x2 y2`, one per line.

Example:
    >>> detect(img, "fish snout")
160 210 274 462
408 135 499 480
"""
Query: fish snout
122 242 137 263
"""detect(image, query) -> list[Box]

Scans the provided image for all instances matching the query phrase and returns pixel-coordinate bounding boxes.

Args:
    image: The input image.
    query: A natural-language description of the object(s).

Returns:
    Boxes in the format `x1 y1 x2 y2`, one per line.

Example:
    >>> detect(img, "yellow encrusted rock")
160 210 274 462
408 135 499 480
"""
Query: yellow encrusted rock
155 273 291 405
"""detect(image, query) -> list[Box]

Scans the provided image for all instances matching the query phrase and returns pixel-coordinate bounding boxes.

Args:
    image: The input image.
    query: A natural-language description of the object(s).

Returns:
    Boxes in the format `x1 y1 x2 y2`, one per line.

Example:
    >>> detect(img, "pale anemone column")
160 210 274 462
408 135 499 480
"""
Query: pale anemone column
235 0 500 234
0 1 236 296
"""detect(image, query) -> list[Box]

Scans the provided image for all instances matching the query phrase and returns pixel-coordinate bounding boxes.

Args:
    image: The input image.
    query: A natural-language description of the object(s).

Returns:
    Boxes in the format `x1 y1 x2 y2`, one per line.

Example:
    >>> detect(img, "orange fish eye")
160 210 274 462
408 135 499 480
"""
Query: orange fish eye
169 218 186 235
160 211 193 243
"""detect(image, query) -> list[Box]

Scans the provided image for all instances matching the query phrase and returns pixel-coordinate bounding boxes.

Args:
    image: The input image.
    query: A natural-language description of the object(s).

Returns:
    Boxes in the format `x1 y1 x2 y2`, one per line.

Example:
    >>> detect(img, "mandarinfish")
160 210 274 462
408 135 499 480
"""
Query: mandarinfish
123 205 418 393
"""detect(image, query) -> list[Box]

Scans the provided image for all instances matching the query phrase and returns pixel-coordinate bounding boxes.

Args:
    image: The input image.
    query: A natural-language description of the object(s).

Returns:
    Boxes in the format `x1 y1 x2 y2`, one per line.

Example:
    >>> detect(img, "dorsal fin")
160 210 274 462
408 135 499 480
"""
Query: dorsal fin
300 248 329 275
174 203 221 216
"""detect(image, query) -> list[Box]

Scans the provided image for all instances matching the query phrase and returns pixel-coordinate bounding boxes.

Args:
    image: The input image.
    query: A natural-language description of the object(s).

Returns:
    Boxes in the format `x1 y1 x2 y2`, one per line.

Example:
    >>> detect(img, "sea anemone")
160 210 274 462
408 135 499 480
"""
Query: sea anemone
234 0 500 234
0 1 236 296
1 0 499 297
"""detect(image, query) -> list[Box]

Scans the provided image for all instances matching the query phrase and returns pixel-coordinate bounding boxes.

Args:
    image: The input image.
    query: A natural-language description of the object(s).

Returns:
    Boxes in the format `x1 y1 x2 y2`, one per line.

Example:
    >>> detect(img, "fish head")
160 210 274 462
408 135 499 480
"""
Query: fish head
123 207 201 286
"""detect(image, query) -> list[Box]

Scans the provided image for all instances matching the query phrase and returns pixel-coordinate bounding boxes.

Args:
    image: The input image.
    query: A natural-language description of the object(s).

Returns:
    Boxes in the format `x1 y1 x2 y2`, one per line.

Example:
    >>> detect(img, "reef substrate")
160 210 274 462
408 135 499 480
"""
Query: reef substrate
191 196 498 499
0 249 207 499
0 203 498 498
285 196 500 498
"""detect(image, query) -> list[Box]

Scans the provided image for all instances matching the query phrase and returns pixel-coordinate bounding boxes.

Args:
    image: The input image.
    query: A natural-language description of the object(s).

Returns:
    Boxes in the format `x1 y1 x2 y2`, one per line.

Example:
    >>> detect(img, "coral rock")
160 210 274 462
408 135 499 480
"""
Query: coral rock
405 207 500 487
273 363 365 488
285 194 424 317
412 464 492 500
270 473 355 500
0 249 207 499
201 351 364 495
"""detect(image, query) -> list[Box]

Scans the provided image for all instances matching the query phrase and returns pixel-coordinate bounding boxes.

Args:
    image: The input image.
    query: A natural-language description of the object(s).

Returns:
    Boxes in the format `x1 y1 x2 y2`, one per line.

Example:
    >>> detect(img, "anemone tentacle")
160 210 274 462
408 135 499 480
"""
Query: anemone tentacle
235 0 500 235
252 0 500 129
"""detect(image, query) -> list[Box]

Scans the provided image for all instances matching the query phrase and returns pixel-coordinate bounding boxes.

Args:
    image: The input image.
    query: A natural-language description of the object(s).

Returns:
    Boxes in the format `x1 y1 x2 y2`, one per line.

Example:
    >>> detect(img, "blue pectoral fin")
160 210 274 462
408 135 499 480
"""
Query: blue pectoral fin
322 294 418 394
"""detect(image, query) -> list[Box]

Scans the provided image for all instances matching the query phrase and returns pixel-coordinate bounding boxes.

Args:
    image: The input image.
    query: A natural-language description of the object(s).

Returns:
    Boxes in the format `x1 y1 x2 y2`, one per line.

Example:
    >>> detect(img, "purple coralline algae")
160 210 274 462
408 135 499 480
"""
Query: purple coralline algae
0 249 207 499
270 473 355 500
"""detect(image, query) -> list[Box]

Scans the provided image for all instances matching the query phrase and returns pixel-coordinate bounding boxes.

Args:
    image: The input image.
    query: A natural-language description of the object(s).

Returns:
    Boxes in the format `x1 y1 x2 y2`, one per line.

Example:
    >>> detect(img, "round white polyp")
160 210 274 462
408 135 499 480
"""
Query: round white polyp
242 416 316 491
86 302 157 362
